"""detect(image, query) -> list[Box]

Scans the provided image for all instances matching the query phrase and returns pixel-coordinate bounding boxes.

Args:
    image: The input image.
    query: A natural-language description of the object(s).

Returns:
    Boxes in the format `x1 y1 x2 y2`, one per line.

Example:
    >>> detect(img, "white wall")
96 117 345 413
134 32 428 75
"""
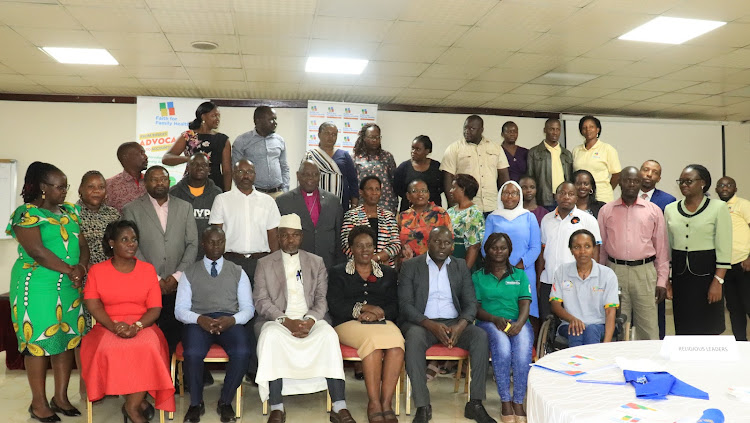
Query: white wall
725 122 750 198
562 114 724 200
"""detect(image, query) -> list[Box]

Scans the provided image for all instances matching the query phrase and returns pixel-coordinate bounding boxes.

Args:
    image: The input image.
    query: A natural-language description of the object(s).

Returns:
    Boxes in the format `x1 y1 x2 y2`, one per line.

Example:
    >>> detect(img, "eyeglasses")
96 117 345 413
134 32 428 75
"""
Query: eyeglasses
676 178 702 186
501 191 520 197
43 182 69 191
716 183 735 188
234 170 255 176
409 189 429 194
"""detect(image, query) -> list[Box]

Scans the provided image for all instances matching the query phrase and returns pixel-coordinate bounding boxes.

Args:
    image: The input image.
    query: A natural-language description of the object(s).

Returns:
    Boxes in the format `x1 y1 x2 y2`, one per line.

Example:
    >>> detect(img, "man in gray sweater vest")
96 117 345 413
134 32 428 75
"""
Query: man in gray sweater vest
175 227 254 423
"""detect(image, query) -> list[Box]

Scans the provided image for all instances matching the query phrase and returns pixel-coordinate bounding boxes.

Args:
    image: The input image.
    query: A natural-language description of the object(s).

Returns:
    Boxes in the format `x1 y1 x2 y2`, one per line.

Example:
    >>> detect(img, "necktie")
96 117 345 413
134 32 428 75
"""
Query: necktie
641 193 648 200
211 261 218 277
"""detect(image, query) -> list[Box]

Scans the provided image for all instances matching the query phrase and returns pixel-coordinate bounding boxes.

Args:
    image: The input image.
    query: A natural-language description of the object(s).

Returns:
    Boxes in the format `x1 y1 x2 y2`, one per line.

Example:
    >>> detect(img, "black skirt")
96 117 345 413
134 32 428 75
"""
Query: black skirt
671 249 725 335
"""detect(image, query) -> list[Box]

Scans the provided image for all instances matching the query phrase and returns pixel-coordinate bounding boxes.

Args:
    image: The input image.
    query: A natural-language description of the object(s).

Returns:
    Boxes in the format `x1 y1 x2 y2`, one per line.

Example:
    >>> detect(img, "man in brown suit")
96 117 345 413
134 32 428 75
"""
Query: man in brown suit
253 214 355 423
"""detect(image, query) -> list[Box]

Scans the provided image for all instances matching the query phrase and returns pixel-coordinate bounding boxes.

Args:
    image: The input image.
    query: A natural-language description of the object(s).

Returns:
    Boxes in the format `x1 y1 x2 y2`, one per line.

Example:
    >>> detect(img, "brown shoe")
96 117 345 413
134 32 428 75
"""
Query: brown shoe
330 408 357 423
267 409 286 423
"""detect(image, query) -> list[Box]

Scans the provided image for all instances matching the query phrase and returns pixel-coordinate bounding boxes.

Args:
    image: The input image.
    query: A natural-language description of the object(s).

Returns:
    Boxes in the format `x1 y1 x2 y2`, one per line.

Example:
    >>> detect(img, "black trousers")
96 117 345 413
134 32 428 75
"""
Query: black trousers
157 293 182 354
224 254 260 374
725 263 750 341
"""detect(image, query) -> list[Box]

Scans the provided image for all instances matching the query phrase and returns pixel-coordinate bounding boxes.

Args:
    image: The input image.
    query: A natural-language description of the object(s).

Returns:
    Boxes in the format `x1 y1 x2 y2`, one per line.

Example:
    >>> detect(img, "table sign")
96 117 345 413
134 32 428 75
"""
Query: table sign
660 336 739 362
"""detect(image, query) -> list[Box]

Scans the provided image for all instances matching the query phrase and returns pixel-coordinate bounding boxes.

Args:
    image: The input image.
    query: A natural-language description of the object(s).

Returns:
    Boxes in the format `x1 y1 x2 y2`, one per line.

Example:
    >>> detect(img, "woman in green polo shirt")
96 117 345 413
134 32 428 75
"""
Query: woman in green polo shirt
665 164 732 335
474 233 532 423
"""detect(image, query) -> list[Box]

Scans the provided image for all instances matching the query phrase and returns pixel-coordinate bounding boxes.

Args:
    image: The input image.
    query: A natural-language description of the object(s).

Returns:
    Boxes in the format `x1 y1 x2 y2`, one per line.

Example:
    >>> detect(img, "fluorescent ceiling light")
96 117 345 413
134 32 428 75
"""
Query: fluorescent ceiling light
41 47 118 65
619 16 726 45
305 57 368 74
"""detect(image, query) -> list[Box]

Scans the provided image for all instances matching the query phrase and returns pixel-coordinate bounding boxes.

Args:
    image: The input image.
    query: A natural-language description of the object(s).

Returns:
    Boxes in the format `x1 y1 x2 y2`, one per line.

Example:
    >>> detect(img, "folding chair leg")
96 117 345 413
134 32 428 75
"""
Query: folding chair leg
326 390 331 412
87 398 92 423
466 360 471 397
405 374 411 415
454 359 463 393
178 361 184 397
236 385 242 417
395 371 401 416
160 409 165 423
169 353 176 420
263 400 268 415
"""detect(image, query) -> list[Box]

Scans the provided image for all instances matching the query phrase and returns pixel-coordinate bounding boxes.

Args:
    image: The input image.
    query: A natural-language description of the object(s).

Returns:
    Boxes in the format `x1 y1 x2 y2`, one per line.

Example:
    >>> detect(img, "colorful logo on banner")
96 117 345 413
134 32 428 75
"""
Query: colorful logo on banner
159 102 175 116
328 107 335 112
345 107 351 113
310 105 318 112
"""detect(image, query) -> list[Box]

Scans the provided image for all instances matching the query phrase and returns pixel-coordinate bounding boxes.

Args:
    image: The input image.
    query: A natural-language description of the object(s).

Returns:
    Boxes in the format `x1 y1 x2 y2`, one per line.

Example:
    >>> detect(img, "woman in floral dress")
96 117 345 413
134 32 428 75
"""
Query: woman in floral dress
353 123 398 214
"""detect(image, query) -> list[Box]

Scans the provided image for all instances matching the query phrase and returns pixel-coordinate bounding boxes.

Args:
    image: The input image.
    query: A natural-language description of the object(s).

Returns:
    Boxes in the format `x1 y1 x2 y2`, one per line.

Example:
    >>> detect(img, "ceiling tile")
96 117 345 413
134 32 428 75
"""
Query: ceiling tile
664 0 750 22
587 0 680 14
603 89 661 101
313 17 394 43
302 73 360 86
92 32 172 52
240 37 308 56
646 92 710 104
476 67 547 83
642 45 736 65
509 84 568 96
409 78 467 90
0 27 53 62
399 0 497 25
242 55 306 71
46 85 102 95
186 67 245 81
82 76 143 87
12 28 100 48
456 26 542 52
553 57 634 75
308 39 379 58
146 87 201 97
345 94 400 104
317 0 406 20
167 33 239 54
724 69 750 84
677 82 745 95
96 86 151 96
235 12 313 38
176 53 242 68
441 91 499 103
722 86 750 98
492 93 548 105
111 50 181 67
145 0 234 10
480 1 579 33
420 64 489 80
683 23 750 48
481 99 537 110
362 61 430 77
574 98 636 110
460 80 520 94
398 88 453 99
609 61 688 78
584 39 669 61
436 48 513 68
549 7 651 39
437 98 490 107
297 84 352 101
232 0 317 14
0 83 51 94
383 22 469 47
373 45 447 63
245 69 304 83
348 86 404 98
560 86 619 98
355 75 416 88
0 74 36 85
0 63 15 74
151 10 234 34
0 3 81 29
60 0 146 6
391 97 445 106
126 66 188 79
662 66 741 83
688 96 748 107
499 53 573 73
531 96 588 108
26 75 90 86
520 33 606 57
246 82 300 99
578 76 649 89
632 79 700 92
701 49 750 69
66 6 160 32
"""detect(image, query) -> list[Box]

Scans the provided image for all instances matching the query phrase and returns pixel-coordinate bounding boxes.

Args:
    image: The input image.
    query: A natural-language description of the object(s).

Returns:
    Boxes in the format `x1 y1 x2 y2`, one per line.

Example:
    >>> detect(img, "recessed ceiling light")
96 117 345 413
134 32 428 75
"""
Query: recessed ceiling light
305 57 368 75
191 41 219 51
41 47 118 65
619 16 726 45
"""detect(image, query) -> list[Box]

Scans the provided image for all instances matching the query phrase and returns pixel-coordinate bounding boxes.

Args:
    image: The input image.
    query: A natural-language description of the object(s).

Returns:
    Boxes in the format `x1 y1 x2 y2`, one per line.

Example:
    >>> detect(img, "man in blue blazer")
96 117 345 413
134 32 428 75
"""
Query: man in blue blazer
639 160 676 339
399 227 495 423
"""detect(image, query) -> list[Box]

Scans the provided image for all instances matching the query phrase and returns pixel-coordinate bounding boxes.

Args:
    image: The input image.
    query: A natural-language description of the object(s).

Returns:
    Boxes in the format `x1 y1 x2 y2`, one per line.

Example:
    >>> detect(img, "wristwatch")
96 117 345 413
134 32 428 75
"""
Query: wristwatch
713 275 725 285
276 316 287 324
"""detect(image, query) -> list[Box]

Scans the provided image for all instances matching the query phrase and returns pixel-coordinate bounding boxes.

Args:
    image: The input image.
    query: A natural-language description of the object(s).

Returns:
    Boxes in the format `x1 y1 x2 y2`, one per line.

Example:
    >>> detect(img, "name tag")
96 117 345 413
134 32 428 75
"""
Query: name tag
660 335 739 362
505 280 520 285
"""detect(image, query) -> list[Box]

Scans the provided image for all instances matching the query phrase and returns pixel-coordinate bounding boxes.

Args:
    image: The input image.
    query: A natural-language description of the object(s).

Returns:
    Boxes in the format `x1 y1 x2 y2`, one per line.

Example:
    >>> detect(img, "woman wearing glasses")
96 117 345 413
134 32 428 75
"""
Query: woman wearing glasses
483 181 541 323
398 179 452 261
7 162 89 421
353 123 398 214
664 164 732 335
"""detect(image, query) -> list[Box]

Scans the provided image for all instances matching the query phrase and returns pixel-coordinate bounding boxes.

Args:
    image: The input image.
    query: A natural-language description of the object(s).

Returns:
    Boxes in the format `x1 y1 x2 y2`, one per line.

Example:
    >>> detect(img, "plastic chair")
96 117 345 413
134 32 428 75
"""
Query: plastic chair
404 345 470 415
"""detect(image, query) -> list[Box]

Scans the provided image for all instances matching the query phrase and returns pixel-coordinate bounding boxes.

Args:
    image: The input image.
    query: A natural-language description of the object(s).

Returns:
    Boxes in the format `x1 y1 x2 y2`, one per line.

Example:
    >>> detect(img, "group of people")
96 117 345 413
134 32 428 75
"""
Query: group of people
7 102 749 423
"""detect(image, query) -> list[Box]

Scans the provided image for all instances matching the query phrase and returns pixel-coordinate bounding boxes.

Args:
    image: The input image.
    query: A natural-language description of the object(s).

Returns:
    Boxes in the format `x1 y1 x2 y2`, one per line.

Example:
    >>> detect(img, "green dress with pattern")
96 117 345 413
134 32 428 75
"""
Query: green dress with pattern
6 203 84 356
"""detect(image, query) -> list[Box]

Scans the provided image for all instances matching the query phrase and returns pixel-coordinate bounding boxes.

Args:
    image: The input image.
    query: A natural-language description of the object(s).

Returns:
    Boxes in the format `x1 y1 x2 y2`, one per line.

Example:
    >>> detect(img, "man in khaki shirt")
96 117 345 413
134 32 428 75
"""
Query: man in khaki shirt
441 115 510 214
716 176 750 341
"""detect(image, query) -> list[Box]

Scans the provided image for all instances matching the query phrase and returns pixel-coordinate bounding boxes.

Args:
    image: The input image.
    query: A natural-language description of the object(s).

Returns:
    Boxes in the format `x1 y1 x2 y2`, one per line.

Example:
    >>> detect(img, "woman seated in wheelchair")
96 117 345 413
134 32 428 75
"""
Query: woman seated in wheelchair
549 229 619 347
474 232 532 422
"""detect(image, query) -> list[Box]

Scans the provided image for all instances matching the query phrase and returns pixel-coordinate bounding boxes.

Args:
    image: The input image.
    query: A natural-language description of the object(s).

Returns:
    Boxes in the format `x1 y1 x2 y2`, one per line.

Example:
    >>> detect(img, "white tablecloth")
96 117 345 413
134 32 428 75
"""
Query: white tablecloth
527 340 750 422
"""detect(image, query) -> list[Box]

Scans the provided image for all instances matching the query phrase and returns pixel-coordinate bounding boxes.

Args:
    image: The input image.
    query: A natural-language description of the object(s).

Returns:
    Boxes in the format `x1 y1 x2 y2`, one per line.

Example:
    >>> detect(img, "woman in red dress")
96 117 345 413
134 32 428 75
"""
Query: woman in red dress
81 220 175 422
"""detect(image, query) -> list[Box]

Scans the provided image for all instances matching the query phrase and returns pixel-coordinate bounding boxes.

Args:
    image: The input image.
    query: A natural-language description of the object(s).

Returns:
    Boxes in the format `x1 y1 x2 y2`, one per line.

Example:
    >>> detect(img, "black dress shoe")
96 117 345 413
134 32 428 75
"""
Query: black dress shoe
464 400 497 423
412 405 432 423
142 401 155 421
50 397 82 417
183 402 205 423
217 401 236 423
244 372 258 386
267 410 286 423
28 405 61 422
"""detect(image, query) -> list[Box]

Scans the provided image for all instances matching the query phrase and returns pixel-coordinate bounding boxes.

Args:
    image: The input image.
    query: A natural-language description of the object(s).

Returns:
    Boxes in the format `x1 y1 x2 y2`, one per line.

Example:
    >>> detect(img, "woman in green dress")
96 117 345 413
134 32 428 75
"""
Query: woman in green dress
7 162 90 422
447 174 484 270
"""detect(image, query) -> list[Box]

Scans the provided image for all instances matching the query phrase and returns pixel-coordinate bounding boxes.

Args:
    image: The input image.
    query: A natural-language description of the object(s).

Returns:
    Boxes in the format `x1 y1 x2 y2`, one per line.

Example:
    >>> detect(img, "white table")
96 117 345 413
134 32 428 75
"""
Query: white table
527 340 750 422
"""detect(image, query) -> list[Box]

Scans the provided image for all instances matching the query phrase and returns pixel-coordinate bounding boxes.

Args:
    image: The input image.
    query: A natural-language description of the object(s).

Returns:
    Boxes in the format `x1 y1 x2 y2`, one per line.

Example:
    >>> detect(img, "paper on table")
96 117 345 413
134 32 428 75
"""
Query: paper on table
728 386 750 403
615 357 665 372
533 354 612 376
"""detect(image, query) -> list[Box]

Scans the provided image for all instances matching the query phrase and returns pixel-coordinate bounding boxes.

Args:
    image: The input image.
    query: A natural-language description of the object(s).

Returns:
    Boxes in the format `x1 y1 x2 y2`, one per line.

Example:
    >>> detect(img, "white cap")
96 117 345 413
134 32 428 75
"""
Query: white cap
279 213 302 230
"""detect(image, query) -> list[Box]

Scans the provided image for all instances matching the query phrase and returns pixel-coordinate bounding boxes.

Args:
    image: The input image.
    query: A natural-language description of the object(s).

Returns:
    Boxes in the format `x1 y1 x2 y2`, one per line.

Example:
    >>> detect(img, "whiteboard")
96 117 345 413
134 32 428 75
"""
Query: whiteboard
0 160 17 240
562 115 723 200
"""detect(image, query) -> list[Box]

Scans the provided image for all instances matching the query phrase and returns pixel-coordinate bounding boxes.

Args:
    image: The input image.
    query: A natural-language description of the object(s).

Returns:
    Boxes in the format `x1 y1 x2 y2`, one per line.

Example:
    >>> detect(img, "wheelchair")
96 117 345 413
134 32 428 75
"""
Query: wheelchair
536 307 630 360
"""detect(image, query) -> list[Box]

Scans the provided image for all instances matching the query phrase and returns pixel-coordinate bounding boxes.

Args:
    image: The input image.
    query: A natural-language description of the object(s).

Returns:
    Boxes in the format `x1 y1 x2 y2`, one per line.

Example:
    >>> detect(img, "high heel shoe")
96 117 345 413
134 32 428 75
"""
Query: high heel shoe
50 397 82 417
142 401 155 421
121 404 144 423
28 405 61 422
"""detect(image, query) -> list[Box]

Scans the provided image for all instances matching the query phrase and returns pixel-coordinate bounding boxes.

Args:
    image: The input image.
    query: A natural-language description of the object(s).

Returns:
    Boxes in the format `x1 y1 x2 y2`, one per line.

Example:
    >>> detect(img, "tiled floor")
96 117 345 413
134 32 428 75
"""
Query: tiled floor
2 301 742 423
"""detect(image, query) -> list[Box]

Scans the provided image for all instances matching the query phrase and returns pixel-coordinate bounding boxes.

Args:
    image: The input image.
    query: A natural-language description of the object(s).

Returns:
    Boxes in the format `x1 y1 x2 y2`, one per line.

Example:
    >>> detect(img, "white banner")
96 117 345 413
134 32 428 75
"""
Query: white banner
306 100 378 152
136 96 207 185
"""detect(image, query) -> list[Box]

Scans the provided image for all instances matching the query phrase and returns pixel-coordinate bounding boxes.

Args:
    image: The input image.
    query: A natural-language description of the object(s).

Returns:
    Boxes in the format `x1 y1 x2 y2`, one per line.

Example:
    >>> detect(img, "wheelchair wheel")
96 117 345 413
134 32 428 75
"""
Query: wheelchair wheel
537 318 551 360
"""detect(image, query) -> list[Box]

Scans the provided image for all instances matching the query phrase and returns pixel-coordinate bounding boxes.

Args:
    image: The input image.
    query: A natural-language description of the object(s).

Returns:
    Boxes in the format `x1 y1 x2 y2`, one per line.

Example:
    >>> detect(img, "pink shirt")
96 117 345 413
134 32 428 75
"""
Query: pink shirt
597 197 669 287
303 189 321 226
147 195 183 281
105 170 146 212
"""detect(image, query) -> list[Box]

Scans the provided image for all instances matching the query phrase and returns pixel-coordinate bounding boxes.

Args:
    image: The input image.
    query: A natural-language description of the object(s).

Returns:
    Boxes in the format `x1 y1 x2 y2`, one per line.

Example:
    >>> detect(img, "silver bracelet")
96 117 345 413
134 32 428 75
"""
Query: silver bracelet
352 301 367 318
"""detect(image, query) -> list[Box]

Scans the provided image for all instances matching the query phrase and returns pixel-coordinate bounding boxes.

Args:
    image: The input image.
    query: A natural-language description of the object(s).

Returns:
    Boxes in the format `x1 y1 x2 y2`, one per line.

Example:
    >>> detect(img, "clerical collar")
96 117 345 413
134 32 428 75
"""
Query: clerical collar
304 189 319 197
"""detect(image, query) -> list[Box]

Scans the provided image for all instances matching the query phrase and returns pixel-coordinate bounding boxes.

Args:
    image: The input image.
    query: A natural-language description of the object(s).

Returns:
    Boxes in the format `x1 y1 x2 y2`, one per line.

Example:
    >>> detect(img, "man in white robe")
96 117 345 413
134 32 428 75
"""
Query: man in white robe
253 213 355 423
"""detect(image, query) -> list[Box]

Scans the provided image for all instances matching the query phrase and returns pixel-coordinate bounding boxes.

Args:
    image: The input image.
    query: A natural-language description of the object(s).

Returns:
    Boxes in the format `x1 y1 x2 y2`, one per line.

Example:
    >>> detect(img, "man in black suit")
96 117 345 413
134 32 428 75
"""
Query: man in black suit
399 227 495 423
275 160 344 269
